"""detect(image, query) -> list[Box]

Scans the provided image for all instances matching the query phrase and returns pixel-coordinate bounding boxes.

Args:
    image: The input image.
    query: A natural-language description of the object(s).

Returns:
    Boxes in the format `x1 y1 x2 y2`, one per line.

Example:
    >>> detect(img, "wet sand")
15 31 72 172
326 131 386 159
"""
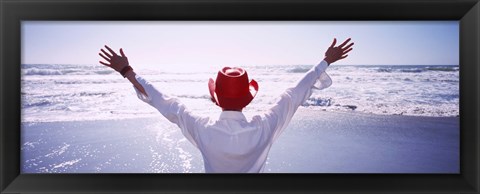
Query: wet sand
21 109 459 173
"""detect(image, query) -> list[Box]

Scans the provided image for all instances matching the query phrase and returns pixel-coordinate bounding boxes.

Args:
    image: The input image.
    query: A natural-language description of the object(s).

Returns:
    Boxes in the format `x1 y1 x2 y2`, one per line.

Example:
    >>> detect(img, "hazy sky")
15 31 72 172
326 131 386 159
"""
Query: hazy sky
22 21 459 66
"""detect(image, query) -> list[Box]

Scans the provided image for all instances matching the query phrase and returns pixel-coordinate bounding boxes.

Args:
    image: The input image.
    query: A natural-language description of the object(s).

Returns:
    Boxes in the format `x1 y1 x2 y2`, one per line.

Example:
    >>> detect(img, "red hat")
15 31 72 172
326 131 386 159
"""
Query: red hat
208 67 259 110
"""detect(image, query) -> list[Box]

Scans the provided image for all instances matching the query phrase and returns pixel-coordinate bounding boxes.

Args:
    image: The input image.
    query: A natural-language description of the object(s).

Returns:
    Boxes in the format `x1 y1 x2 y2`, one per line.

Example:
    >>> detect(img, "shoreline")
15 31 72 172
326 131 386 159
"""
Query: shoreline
21 108 460 124
21 109 459 173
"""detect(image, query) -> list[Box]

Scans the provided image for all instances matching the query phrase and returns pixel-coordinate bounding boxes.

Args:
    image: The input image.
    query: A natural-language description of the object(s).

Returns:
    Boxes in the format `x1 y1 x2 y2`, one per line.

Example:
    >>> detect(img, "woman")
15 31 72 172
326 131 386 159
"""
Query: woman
98 38 353 173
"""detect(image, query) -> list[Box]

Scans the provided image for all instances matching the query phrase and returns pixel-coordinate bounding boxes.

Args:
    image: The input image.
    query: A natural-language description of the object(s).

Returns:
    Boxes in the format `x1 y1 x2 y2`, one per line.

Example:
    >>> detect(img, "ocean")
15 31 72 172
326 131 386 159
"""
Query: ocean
21 63 459 123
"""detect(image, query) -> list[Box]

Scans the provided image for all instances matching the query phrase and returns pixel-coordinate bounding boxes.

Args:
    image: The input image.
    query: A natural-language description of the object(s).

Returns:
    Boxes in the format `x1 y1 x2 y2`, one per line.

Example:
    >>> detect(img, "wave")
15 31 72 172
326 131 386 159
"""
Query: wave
21 63 460 121
23 100 52 108
22 65 115 76
400 69 423 73
376 68 393 73
23 69 116 76
23 68 63 76
287 66 311 73
425 66 459 72
95 70 114 75
53 80 123 85
72 92 113 97
376 67 424 73
303 97 333 107
376 66 459 73
303 97 361 112
175 94 210 99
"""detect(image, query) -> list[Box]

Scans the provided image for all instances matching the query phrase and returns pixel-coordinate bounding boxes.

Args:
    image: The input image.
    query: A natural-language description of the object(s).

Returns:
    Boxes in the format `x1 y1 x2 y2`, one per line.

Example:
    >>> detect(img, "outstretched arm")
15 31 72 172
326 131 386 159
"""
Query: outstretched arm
98 45 206 147
98 45 148 96
259 38 353 141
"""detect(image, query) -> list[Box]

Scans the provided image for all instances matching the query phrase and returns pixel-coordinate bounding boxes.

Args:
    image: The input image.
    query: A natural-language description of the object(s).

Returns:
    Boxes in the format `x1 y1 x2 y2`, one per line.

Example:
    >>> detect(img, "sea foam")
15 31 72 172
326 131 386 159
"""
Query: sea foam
21 64 459 122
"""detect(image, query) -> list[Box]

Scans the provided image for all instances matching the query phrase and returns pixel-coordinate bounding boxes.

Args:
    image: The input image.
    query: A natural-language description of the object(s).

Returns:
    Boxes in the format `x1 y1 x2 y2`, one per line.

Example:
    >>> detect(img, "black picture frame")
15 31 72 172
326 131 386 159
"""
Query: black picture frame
1 0 479 193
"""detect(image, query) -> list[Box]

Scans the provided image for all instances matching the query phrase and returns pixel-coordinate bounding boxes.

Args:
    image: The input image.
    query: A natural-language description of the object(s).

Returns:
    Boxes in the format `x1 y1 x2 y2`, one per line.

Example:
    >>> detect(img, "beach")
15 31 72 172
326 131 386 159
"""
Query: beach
21 63 459 173
20 21 460 174
21 108 459 173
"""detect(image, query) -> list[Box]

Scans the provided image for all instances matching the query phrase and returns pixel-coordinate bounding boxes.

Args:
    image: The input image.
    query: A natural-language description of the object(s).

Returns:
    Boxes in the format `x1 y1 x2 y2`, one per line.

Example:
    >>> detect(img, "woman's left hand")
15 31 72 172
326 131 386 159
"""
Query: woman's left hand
99 45 130 72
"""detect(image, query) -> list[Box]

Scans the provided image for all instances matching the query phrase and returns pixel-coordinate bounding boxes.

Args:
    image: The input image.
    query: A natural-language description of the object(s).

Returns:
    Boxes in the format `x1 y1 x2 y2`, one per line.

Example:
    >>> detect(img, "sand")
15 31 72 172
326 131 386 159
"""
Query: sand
21 109 459 173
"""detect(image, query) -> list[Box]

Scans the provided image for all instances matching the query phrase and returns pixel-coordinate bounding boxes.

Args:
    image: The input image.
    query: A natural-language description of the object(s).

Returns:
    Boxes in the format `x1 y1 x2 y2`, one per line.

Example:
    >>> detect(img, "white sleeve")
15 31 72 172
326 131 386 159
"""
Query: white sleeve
133 75 208 148
260 60 332 142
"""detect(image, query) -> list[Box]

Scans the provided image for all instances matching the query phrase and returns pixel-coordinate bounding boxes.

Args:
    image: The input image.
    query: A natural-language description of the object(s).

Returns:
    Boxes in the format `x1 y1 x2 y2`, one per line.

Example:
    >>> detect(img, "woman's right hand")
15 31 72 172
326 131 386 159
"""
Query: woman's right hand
99 45 130 72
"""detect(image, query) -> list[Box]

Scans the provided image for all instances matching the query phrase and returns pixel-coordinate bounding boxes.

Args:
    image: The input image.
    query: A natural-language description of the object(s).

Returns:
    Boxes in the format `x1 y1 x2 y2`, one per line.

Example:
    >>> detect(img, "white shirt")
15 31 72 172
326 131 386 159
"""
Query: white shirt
134 60 332 173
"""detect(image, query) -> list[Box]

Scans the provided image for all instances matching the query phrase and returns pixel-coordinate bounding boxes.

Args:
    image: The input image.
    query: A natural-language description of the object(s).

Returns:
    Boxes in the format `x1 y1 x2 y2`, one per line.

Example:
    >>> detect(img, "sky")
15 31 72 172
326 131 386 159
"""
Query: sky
22 21 459 67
